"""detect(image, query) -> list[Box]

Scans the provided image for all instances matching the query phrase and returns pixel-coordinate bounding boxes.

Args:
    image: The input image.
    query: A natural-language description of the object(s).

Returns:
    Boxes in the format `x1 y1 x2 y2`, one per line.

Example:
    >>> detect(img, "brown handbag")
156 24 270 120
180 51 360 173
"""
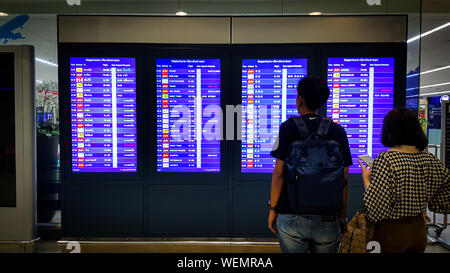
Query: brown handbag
338 207 375 253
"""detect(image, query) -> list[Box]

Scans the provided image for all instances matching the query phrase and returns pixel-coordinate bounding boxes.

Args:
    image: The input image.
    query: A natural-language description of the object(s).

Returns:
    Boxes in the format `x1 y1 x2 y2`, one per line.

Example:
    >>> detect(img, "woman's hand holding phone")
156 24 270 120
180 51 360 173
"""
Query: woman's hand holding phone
358 160 372 190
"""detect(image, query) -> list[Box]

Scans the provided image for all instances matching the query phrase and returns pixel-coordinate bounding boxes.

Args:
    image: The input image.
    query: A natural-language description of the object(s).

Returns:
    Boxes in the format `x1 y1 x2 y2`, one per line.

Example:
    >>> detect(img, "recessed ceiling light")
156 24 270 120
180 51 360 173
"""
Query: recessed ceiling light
309 12 322 16
176 0 187 16
0 12 8 16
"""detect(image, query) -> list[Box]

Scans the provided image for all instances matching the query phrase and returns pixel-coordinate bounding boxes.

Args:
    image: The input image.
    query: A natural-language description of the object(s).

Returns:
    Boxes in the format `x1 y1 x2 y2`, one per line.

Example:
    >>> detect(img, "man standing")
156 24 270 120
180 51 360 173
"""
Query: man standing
268 76 352 253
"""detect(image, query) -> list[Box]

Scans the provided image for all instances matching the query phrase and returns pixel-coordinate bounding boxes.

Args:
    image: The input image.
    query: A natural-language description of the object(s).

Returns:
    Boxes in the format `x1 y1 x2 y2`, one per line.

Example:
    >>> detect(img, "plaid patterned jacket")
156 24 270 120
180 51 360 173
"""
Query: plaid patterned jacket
363 151 450 222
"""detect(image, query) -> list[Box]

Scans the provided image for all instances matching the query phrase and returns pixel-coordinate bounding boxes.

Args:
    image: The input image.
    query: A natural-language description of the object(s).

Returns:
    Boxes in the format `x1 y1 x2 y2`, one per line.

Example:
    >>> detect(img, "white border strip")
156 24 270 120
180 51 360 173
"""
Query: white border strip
281 68 287 122
58 240 279 245
111 67 118 168
196 68 202 169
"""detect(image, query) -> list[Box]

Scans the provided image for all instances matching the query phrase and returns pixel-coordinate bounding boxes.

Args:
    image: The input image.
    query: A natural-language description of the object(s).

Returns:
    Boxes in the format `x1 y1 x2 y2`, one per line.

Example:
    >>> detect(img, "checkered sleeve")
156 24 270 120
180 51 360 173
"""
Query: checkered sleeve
363 153 395 222
428 162 450 215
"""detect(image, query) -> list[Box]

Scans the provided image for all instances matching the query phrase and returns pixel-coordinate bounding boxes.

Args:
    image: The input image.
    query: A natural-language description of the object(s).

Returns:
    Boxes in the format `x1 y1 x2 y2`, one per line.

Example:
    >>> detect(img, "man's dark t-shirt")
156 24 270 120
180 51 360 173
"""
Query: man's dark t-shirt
270 113 353 214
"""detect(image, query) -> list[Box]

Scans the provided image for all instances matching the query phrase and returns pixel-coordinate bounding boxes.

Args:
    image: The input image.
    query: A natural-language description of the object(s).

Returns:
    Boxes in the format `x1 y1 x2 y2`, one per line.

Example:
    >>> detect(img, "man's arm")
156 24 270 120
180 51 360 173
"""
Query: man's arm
268 158 285 235
270 159 286 209
341 166 349 221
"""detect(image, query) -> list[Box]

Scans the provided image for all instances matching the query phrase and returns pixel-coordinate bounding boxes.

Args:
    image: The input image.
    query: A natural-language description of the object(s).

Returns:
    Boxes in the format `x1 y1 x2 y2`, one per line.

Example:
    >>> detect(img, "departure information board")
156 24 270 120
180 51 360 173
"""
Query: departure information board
70 57 137 173
156 59 221 173
241 59 307 173
326 57 394 173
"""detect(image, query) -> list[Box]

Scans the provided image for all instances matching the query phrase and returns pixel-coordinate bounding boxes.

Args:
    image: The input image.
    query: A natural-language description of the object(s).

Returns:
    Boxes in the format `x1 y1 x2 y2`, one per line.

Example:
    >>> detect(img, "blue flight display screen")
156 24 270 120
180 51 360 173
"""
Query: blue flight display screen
156 59 221 173
70 57 137 173
326 57 395 173
241 59 308 173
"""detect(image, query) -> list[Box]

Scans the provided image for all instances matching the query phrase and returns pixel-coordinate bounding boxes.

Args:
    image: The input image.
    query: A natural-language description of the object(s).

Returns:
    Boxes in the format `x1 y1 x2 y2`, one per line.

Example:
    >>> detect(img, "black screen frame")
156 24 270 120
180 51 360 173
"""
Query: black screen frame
58 43 146 184
146 44 231 184
319 42 407 179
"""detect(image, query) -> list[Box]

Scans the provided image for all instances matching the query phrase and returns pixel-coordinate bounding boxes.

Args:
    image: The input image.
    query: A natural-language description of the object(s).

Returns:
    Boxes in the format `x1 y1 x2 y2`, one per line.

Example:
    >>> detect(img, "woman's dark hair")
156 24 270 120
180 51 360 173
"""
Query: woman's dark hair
381 107 428 151
297 76 330 110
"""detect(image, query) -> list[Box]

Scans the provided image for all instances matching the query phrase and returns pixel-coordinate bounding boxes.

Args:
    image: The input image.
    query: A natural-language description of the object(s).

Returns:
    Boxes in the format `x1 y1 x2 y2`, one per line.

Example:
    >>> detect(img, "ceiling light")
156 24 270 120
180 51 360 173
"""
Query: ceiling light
406 87 419 91
407 65 450 78
420 90 450 97
406 73 419 78
407 22 450 43
421 65 450 75
36 57 58 67
176 0 187 16
309 12 322 16
0 12 8 16
420 82 450 89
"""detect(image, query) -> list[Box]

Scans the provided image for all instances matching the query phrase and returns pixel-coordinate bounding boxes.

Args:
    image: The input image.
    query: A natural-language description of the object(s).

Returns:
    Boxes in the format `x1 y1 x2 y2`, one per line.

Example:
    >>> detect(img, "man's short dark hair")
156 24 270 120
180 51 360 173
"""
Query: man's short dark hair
381 107 428 151
297 76 330 111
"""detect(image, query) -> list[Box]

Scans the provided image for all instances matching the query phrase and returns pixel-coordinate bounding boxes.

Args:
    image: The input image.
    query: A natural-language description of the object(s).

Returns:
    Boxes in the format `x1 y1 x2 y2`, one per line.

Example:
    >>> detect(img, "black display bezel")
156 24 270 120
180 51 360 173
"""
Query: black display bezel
320 42 407 179
146 44 231 184
58 43 146 184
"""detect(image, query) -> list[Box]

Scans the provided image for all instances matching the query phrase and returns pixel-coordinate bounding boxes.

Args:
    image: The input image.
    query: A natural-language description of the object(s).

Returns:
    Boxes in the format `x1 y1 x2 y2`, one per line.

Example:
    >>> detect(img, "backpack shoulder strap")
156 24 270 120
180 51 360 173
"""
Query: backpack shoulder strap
317 118 332 136
291 116 310 138
317 117 332 137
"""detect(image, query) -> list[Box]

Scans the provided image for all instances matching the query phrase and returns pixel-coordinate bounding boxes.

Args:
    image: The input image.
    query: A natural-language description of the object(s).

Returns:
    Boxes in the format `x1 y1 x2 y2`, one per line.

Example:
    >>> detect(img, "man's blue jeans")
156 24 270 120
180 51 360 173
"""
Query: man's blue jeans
276 213 341 253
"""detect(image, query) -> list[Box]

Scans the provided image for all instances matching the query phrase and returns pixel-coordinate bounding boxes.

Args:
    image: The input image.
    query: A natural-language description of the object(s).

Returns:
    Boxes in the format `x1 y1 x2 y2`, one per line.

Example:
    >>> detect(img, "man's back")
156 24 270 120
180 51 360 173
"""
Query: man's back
270 113 353 214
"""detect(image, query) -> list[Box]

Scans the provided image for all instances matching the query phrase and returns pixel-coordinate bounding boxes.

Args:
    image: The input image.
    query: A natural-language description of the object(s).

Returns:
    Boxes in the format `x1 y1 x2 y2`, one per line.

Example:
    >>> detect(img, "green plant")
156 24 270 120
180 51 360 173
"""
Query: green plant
36 80 59 137
37 122 59 137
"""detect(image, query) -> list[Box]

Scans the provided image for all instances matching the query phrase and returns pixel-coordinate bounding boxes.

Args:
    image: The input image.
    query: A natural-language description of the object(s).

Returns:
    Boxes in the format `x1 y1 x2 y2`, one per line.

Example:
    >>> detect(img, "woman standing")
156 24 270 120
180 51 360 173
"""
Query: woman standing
360 108 449 253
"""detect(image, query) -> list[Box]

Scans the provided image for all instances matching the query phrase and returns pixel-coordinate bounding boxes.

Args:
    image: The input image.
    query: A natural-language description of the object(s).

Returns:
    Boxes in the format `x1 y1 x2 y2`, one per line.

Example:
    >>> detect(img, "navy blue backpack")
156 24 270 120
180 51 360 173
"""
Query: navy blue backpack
285 116 346 214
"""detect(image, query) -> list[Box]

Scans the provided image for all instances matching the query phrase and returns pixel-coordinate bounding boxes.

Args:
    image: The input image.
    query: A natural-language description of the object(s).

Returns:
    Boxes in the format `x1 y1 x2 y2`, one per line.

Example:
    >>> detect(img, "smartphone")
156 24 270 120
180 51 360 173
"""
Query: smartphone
358 154 374 167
